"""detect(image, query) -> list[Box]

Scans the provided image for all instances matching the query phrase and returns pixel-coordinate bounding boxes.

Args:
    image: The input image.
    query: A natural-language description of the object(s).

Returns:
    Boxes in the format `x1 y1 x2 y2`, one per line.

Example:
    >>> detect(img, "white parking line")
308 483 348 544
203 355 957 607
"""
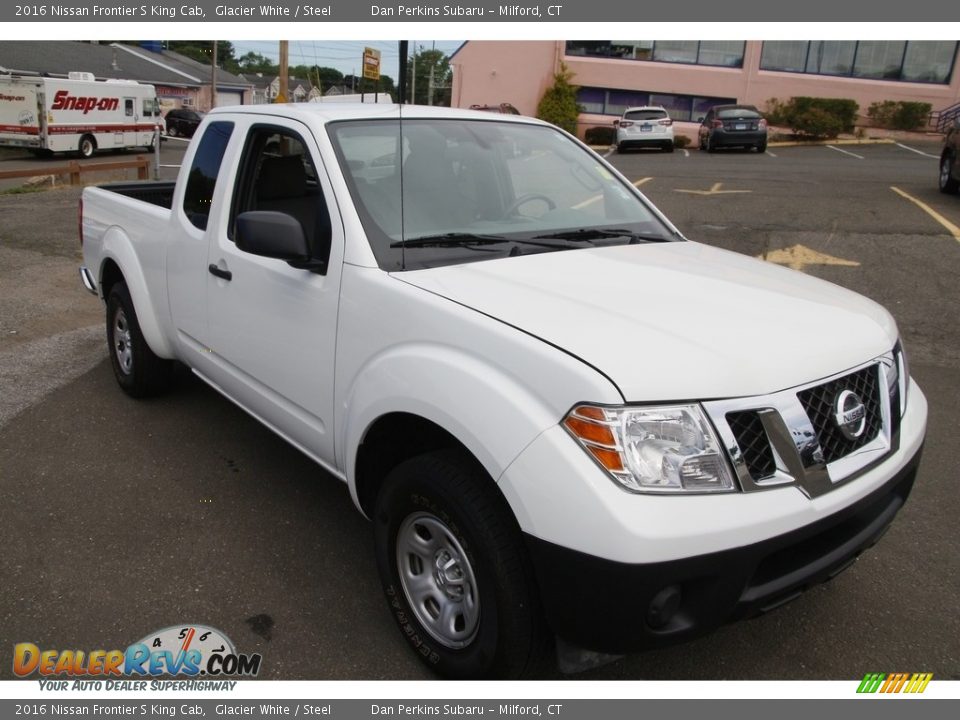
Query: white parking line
682 149 690 158
895 142 940 160
603 147 614 158
826 145 865 160
765 150 778 158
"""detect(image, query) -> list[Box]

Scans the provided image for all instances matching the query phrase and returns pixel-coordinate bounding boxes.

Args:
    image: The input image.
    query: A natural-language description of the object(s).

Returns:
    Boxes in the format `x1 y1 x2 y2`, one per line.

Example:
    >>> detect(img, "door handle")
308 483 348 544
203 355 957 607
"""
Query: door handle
208 264 232 281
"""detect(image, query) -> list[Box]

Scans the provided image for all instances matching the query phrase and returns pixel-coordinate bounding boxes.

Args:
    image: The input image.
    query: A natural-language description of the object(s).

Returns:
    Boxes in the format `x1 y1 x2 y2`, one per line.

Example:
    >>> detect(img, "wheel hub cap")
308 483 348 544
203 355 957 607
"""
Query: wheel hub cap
396 512 480 649
113 308 133 375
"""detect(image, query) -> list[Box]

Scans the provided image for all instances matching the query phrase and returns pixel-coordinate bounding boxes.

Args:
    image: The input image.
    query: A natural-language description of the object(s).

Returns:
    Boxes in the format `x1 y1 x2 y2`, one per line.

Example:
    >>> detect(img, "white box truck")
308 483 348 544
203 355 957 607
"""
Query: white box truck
0 73 161 158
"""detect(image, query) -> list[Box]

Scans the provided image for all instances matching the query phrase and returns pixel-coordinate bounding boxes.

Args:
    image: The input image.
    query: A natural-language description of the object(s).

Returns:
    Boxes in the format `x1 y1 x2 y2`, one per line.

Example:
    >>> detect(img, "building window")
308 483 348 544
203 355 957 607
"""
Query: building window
566 41 745 69
805 41 856 76
576 86 736 119
760 41 957 84
901 41 957 83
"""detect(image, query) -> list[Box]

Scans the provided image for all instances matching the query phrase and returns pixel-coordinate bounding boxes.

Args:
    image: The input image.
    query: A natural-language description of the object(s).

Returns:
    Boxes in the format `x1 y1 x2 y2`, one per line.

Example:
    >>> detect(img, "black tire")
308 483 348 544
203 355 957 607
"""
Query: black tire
78 135 96 159
940 153 959 194
616 142 625 154
664 142 675 153
373 450 547 679
707 134 717 153
756 141 768 153
106 281 173 398
168 125 178 138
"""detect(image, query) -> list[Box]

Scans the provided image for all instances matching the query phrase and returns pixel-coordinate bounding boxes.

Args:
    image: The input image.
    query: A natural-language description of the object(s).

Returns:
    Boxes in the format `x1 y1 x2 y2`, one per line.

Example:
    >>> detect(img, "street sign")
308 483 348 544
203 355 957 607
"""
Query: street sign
363 47 381 81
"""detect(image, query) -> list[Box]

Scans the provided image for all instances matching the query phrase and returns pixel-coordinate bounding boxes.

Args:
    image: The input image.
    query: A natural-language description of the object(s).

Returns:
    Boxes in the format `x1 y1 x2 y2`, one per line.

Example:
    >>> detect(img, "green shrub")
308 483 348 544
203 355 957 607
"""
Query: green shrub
868 100 932 130
765 96 859 137
584 126 616 145
673 134 692 149
536 63 581 135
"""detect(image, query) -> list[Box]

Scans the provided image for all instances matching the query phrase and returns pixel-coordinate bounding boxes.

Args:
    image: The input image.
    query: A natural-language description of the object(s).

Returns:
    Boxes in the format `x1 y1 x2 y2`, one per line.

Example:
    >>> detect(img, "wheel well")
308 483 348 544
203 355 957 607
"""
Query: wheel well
355 413 481 517
99 259 124 301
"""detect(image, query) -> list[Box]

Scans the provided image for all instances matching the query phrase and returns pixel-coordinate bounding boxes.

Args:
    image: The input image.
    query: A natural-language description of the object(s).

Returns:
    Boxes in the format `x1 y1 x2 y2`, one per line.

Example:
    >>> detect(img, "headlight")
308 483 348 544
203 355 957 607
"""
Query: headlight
563 404 737 494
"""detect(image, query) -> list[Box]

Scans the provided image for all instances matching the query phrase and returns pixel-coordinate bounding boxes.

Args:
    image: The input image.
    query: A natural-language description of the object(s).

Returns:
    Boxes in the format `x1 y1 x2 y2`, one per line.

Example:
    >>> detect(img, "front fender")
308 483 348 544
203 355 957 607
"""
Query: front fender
99 226 175 359
340 342 568 511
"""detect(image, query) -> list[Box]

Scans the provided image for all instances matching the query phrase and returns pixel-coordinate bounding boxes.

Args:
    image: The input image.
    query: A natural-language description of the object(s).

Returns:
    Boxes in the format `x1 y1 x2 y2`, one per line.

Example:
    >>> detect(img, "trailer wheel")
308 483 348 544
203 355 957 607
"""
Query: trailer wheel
78 135 96 159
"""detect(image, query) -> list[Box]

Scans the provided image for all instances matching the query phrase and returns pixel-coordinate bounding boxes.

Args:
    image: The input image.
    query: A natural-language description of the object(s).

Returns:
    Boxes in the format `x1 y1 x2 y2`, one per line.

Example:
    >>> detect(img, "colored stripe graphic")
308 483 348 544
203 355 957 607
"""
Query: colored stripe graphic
857 672 932 693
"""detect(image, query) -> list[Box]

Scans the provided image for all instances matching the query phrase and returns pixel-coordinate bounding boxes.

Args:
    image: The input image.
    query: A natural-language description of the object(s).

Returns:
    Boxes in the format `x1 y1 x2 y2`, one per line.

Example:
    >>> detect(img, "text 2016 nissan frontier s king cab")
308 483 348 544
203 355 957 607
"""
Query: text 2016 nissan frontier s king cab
79 104 926 678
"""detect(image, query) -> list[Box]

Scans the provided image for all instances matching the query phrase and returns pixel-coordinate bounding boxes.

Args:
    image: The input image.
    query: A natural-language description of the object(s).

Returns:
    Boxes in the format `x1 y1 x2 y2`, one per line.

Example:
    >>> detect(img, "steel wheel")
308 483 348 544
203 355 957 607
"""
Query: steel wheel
112 307 134 376
396 512 481 649
79 135 95 158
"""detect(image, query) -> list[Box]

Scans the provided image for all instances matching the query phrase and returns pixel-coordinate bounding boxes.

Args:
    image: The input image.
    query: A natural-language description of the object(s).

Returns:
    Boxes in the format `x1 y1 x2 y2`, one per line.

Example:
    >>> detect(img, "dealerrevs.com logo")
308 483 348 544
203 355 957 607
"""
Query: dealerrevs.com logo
14 625 261 688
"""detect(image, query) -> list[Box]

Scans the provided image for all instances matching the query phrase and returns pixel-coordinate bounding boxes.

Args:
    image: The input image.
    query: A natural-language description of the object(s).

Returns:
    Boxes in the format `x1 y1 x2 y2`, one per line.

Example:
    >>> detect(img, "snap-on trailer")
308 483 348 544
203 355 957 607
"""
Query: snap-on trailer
0 73 161 157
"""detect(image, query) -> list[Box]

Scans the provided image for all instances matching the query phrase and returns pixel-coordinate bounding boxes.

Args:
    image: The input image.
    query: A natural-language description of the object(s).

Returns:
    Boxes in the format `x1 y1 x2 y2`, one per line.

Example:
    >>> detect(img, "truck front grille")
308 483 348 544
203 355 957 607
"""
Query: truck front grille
726 411 776 481
797 365 882 463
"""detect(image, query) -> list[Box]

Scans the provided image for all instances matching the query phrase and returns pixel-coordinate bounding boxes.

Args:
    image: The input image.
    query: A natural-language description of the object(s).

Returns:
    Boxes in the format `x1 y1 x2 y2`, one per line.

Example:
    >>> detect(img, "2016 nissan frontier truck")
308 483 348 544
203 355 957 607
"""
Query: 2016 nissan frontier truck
79 104 926 678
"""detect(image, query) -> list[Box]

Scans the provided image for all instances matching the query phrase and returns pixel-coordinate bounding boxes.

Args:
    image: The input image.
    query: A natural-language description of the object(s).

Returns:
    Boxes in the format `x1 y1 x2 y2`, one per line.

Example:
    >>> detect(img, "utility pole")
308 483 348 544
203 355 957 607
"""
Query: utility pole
428 64 434 106
278 40 289 103
398 41 408 105
210 40 217 109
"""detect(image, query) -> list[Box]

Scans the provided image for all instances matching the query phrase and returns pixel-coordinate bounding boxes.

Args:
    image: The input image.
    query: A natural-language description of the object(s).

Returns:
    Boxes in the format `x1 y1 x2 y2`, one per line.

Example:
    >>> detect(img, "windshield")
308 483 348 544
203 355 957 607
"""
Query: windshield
327 119 677 271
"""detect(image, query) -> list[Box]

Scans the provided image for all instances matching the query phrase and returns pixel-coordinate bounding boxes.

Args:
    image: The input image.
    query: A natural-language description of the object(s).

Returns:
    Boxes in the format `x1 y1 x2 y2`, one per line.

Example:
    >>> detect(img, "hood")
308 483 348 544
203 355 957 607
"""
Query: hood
397 242 897 401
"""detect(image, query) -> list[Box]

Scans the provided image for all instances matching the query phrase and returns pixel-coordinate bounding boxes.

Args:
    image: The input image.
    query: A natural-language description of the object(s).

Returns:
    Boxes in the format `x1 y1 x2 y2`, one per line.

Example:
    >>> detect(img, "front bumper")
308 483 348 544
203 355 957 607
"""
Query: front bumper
524 445 921 653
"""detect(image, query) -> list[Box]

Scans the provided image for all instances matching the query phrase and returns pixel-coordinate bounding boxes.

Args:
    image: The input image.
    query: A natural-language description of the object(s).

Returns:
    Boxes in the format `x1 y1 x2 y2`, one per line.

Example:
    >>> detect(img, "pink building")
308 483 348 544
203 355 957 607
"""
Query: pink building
450 41 960 138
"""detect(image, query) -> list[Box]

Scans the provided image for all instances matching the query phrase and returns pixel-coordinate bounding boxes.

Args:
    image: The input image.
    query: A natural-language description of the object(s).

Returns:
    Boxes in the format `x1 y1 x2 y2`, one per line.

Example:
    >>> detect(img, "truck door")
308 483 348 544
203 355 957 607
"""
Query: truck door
120 97 138 147
203 119 344 466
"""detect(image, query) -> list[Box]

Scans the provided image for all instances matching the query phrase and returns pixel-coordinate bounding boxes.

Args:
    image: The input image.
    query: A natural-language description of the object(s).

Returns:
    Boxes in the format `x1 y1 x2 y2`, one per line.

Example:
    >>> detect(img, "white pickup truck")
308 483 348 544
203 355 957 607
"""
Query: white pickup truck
80 104 926 678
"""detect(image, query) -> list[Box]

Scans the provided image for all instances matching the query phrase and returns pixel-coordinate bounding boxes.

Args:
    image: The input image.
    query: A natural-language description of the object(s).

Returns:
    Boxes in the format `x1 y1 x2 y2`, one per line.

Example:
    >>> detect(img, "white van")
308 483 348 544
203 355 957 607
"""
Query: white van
0 73 161 158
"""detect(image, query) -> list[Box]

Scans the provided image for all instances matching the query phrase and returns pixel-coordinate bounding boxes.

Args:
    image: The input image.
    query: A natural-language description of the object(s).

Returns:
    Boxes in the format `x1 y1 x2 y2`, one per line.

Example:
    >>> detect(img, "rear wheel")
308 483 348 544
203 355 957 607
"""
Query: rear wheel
707 134 717 153
664 142 675 153
373 451 547 678
106 281 173 398
940 153 959 194
78 135 96 158
756 141 768 153
168 125 178 138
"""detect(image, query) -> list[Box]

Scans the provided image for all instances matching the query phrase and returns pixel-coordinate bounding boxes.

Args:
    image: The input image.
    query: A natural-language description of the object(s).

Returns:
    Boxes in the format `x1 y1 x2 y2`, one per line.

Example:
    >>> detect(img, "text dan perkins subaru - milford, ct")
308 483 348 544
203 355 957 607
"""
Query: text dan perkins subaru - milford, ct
78 103 926 678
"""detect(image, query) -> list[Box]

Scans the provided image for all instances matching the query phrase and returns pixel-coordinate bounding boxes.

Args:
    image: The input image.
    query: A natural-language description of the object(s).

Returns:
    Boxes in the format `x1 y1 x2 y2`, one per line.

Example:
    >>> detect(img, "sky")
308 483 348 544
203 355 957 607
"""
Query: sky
231 40 464 80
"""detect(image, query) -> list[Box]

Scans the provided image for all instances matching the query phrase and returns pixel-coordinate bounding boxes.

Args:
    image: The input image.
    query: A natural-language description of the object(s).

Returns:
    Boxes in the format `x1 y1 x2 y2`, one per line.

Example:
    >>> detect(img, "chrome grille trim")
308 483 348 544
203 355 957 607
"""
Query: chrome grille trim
703 350 899 499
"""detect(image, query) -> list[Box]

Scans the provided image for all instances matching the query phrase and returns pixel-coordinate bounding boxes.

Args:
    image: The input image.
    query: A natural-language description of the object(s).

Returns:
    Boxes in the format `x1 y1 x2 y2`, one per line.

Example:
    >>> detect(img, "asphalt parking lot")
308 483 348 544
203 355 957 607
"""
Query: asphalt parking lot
1 138 958 680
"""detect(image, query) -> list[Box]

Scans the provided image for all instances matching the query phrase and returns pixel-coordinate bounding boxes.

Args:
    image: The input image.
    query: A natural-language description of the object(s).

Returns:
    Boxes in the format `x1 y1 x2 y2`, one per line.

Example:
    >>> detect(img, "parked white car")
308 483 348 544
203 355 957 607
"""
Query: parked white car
79 104 926 678
615 105 675 153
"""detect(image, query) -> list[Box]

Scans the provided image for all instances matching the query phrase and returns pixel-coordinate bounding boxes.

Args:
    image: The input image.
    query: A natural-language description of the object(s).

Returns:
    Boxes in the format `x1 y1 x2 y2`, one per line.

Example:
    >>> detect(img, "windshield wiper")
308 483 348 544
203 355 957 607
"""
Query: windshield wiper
391 233 599 250
390 233 509 248
533 228 671 243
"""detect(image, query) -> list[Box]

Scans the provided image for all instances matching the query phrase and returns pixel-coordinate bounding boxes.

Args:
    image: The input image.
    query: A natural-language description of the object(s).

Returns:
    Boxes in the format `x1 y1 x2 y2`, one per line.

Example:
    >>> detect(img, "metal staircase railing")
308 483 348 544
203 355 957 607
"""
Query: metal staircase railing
930 101 960 133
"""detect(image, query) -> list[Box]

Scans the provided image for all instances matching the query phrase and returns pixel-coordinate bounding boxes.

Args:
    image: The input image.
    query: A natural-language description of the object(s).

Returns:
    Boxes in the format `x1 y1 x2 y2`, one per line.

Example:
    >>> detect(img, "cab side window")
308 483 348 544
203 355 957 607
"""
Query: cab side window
182 121 234 230
229 125 332 273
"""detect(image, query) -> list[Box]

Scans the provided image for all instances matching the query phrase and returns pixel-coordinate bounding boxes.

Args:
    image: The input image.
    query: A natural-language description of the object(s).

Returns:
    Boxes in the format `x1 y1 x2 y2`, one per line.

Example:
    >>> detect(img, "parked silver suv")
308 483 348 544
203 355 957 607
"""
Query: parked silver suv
615 106 674 153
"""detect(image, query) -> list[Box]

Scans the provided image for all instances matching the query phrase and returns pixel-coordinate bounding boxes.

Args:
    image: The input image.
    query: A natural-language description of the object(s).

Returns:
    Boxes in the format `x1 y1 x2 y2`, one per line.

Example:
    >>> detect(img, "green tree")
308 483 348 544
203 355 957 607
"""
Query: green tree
536 63 580 135
404 47 452 106
343 74 396 100
237 51 276 74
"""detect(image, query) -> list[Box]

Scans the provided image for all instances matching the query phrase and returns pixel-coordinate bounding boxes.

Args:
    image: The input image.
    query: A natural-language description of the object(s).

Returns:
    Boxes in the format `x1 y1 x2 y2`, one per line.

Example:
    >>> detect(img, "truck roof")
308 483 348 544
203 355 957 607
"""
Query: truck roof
207 102 545 126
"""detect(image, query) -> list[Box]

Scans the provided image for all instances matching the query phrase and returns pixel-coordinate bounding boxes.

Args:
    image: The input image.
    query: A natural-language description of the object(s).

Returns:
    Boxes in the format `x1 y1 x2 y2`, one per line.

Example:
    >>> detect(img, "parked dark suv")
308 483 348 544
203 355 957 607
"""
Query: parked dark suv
164 108 203 138
699 104 767 153
940 118 960 194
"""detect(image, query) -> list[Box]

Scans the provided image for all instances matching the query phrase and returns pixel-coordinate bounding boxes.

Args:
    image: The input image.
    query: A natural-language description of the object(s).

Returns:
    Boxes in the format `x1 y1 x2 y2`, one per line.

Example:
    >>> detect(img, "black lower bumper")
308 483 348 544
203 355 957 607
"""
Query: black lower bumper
525 447 922 654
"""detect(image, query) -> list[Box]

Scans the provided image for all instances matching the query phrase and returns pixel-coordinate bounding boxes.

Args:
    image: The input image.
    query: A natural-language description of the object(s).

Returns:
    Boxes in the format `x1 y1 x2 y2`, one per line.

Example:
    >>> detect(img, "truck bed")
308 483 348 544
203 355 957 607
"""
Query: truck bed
97 181 175 209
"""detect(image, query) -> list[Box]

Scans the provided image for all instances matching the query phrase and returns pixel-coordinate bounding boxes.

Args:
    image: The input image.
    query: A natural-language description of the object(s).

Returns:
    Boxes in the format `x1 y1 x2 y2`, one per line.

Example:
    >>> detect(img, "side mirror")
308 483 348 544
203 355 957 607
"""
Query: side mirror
613 119 620 127
236 211 310 263
697 116 704 124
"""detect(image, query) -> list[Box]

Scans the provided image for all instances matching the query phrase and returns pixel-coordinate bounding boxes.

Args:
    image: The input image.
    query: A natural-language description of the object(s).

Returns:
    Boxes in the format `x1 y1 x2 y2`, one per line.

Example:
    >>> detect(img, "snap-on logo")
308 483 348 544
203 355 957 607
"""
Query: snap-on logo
51 90 119 114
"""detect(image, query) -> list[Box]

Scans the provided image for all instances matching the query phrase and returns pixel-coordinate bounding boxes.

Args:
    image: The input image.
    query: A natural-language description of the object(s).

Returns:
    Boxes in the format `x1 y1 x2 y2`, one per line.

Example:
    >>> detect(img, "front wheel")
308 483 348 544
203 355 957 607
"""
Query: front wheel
373 451 547 678
940 153 959 194
106 281 172 398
